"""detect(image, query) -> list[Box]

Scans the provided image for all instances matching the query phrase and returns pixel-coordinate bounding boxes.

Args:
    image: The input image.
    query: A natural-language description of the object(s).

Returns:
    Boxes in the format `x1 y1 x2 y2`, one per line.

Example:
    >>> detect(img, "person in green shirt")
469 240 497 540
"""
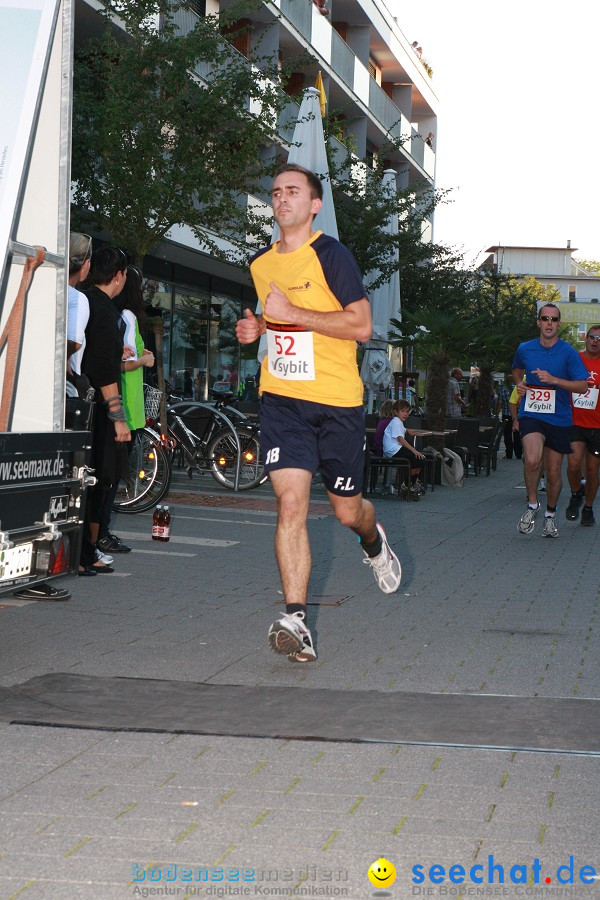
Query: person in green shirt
118 266 155 432
97 266 155 556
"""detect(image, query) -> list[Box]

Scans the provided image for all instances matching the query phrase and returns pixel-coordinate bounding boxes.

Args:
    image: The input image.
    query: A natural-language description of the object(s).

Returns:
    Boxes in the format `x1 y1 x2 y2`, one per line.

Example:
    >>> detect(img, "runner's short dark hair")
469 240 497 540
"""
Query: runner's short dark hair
274 163 323 200
537 302 561 321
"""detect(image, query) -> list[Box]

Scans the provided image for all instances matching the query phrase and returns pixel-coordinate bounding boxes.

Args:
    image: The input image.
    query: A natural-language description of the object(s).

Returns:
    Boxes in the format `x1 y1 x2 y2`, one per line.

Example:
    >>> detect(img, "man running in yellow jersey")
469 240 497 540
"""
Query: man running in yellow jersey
235 164 401 662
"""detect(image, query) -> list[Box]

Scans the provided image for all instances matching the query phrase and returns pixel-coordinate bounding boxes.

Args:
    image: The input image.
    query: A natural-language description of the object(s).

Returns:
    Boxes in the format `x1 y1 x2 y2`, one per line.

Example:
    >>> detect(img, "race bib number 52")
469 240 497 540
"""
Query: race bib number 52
524 387 556 414
266 327 315 381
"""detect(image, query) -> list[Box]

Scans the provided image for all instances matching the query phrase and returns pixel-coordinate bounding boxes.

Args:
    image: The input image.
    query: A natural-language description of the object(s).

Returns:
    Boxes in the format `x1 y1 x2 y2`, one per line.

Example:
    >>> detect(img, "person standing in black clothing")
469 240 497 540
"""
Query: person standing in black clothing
79 247 131 573
497 375 522 460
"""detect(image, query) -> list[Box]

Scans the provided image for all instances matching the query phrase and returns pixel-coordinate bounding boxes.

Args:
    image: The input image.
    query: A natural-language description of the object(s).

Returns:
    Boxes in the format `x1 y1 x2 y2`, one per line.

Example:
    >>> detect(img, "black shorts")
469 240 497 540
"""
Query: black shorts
260 392 365 496
572 425 600 456
519 417 573 454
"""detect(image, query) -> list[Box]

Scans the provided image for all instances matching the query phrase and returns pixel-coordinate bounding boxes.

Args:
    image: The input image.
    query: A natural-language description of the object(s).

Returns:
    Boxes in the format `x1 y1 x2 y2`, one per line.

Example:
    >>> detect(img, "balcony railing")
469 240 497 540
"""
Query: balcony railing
277 99 300 141
279 0 312 42
368 79 403 141
172 5 199 37
410 127 424 167
172 1 435 179
330 28 355 89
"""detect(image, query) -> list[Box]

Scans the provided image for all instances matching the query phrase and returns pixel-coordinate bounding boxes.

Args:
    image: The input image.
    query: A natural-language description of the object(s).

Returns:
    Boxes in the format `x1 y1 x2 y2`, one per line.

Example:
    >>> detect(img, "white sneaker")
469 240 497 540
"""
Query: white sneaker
363 523 402 594
542 515 558 538
95 547 114 565
268 611 316 662
518 504 539 535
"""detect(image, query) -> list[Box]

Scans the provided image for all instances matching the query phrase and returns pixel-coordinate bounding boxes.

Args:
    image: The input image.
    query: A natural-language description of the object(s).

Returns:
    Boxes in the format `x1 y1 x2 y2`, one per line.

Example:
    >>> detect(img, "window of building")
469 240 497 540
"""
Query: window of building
187 0 206 16
577 323 587 342
140 265 258 399
569 285 577 302
368 57 381 84
366 140 378 169
222 18 251 59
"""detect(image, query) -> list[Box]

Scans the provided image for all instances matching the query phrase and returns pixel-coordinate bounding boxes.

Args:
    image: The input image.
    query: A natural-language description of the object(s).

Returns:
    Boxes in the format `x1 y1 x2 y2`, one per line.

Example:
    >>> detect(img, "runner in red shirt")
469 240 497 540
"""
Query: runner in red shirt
566 324 600 525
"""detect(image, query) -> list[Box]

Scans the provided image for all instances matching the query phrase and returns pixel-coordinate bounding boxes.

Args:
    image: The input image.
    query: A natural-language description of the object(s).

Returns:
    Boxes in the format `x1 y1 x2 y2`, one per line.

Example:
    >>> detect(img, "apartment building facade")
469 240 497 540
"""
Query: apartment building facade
75 0 439 394
482 244 600 347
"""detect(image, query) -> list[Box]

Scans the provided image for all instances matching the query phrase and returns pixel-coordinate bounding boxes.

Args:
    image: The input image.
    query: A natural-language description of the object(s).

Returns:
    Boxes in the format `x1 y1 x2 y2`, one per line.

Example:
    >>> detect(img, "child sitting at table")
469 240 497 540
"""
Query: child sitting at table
383 399 426 497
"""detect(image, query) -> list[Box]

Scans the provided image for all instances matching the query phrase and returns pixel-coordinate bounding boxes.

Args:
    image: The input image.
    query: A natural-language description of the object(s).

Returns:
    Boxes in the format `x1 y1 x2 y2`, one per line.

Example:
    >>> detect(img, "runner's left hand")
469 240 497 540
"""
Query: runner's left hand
264 282 295 323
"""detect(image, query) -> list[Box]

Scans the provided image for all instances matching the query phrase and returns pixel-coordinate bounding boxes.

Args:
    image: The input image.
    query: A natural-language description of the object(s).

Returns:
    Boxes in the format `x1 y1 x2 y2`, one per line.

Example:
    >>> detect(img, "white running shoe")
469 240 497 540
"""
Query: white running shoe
518 504 539 535
268 611 316 662
542 515 558 538
95 547 114 565
363 523 402 594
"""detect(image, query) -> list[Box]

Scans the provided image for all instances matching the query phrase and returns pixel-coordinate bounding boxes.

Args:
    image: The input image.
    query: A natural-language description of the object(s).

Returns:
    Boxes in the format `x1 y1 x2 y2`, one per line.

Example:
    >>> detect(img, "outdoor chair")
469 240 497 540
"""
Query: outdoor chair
453 419 484 476
478 418 503 475
364 435 412 499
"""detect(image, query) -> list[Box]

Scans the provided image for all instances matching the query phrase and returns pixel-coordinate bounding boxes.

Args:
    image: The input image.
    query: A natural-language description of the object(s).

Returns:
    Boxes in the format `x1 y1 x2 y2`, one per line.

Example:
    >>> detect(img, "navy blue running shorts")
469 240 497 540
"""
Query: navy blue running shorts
259 392 366 496
519 417 573 454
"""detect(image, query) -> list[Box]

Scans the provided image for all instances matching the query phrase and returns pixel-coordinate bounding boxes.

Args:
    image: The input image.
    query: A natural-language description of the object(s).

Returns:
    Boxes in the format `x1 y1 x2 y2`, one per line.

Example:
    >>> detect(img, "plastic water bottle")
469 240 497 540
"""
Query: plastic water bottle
152 505 163 541
160 506 171 542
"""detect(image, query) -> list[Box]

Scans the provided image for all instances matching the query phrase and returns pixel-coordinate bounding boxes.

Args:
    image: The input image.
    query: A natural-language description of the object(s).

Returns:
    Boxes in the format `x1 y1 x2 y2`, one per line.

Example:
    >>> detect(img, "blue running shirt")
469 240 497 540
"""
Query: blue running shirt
512 339 589 427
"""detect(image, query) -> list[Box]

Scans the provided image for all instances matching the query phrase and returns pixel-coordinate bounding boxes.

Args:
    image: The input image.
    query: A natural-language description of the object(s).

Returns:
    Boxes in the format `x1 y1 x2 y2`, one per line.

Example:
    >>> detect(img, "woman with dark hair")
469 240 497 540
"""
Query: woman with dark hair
80 247 131 573
96 266 155 555
118 266 155 433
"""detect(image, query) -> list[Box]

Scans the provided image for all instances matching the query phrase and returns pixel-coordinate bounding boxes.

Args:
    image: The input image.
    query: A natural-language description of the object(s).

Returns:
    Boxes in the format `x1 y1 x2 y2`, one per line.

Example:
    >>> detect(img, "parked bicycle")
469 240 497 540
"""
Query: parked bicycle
113 384 264 513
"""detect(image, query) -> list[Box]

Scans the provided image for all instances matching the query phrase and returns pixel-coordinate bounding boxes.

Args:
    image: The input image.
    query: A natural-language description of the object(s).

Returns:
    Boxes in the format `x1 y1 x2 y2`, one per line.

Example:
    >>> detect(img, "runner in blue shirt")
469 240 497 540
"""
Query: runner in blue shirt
512 303 588 537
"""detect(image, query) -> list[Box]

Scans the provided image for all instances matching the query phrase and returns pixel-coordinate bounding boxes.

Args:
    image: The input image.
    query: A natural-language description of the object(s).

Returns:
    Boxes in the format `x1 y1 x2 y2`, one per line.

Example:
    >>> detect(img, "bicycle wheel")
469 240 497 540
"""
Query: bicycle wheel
113 429 172 513
207 425 264 490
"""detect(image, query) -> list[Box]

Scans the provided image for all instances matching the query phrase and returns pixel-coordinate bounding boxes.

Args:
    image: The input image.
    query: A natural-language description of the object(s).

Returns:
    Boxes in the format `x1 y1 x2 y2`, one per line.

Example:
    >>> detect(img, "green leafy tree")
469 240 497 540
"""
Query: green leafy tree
389 309 489 442
72 0 291 262
323 127 465 307
468 273 561 415
574 258 600 275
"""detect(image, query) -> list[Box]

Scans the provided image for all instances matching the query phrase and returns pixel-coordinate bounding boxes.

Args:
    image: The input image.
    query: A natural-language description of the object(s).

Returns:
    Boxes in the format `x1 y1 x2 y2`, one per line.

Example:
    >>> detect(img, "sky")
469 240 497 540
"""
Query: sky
389 0 600 267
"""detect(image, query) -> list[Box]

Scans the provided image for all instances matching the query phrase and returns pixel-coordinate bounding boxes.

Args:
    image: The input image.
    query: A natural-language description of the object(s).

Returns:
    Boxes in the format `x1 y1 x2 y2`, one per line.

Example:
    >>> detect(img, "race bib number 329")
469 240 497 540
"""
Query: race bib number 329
524 387 556 414
267 327 315 381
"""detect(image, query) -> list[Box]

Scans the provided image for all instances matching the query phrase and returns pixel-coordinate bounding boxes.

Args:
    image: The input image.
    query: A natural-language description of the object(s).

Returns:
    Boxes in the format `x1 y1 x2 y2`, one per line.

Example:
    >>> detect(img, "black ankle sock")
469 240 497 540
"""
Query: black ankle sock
360 534 382 558
286 603 305 618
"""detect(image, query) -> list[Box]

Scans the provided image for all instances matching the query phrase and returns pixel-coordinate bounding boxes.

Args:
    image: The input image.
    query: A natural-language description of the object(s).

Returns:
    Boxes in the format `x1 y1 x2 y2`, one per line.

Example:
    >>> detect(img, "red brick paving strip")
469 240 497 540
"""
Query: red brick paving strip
165 490 332 516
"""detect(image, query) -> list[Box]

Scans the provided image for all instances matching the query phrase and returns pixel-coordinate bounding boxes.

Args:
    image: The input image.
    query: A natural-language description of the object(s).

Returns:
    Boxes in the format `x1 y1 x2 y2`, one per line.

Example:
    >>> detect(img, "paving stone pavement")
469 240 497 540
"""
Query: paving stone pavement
1 457 600 899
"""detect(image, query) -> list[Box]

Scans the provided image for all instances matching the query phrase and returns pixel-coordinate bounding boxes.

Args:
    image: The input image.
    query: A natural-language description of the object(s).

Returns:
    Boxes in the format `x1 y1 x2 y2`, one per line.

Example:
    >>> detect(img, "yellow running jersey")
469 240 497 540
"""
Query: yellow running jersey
250 231 367 407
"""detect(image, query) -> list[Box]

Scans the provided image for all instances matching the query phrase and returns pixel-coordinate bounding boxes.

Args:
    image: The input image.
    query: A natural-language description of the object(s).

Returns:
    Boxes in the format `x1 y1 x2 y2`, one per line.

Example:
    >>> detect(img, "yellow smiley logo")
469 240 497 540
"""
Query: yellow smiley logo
368 858 396 888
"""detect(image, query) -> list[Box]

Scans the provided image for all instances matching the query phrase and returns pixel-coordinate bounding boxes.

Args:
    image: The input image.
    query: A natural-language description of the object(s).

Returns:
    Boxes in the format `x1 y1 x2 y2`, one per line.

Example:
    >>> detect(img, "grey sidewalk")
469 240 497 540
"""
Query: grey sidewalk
1 458 600 899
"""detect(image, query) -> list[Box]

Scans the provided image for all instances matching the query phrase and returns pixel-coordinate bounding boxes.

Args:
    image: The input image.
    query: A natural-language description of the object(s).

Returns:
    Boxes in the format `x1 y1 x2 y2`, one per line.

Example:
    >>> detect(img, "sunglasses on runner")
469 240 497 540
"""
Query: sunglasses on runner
588 333 600 341
538 315 560 322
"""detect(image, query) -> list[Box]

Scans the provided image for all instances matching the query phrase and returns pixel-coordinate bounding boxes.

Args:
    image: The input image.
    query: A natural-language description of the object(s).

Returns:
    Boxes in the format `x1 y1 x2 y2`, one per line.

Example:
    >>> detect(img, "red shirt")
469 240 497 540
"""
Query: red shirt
572 352 600 428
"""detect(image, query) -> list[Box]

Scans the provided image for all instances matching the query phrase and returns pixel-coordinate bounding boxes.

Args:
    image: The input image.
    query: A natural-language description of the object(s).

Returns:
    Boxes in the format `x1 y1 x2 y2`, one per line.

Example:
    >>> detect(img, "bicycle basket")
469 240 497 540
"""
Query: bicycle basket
144 384 162 420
